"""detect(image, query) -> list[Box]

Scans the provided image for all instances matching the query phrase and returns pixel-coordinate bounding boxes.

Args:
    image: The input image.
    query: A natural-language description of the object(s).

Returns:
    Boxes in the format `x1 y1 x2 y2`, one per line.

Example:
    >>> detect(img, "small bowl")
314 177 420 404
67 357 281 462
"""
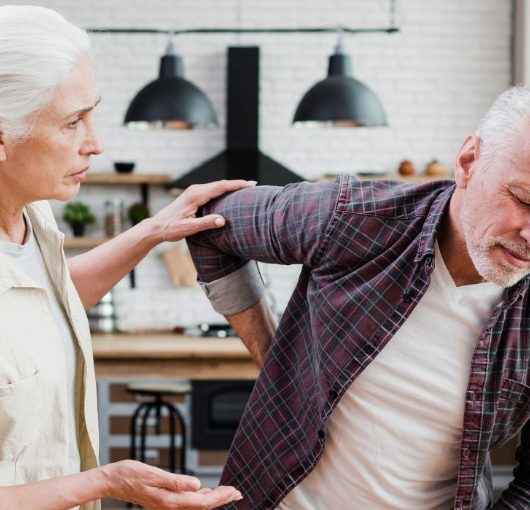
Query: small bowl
114 161 135 173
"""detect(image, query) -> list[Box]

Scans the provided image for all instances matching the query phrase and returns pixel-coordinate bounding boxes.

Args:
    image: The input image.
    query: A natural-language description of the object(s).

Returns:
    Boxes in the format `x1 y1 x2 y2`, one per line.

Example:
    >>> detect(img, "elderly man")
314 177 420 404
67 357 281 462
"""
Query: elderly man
188 86 530 510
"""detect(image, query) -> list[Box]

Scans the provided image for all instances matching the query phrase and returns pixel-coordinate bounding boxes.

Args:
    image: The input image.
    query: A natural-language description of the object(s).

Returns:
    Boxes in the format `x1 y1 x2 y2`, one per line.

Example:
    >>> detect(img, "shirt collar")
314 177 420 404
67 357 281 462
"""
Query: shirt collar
414 183 456 263
0 202 64 293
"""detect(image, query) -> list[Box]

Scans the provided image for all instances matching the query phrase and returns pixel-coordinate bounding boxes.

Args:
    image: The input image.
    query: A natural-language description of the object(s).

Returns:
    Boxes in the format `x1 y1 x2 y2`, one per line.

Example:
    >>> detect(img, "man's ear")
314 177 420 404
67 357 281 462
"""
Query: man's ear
454 135 480 189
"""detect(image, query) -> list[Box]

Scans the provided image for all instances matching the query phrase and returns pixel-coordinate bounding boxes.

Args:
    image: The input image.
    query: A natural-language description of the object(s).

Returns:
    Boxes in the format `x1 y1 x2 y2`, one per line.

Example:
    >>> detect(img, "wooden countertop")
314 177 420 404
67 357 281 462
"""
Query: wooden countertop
92 333 258 380
92 333 251 359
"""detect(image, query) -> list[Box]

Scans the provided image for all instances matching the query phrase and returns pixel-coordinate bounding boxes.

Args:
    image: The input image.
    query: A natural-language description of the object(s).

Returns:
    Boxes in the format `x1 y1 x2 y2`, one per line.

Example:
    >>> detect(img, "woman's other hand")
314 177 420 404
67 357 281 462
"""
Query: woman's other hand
100 460 243 509
151 180 256 242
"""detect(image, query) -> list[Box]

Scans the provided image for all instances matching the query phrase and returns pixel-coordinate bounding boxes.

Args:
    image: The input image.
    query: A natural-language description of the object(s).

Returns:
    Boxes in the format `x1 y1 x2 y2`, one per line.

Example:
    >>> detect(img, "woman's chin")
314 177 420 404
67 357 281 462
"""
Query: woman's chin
54 183 81 202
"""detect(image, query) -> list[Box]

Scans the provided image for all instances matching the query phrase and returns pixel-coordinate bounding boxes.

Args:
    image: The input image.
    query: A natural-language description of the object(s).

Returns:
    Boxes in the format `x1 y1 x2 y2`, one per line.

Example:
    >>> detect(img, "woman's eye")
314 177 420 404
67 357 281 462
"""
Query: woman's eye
516 195 530 207
67 119 80 129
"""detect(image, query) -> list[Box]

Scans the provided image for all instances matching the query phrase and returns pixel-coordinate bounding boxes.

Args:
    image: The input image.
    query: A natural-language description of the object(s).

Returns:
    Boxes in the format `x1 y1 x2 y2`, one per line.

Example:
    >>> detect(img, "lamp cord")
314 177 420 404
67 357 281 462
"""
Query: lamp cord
390 0 397 28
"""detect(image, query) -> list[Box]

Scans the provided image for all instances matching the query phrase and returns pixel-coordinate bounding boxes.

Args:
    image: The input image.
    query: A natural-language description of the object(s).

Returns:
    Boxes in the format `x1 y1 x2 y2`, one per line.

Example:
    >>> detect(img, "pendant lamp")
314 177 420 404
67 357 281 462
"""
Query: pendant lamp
124 37 218 130
293 33 387 127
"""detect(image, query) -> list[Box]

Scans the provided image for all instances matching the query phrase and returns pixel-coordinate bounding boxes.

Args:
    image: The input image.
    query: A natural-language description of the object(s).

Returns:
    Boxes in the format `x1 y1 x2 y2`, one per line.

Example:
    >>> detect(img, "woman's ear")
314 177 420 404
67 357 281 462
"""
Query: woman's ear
0 131 7 162
454 135 480 189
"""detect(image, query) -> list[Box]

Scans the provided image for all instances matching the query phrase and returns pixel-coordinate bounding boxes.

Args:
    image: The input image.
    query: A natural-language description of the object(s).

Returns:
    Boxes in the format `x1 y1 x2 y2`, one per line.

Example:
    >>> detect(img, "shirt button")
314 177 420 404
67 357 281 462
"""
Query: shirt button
462 447 471 460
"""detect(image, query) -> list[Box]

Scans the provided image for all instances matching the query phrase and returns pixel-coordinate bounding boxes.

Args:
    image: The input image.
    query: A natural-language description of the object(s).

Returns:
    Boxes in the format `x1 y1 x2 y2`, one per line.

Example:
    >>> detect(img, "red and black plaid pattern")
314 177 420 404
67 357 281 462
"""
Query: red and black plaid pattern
188 176 530 510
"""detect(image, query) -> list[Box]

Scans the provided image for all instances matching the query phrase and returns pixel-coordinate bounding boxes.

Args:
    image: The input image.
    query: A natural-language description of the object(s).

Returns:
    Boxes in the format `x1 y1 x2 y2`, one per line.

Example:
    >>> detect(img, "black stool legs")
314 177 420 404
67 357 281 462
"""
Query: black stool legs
158 398 187 474
129 397 188 473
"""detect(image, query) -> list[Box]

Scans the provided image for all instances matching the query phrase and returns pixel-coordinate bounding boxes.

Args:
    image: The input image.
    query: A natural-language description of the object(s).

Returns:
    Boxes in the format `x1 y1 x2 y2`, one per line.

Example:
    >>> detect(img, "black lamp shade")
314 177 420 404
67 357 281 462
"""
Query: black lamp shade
124 53 218 129
293 52 387 127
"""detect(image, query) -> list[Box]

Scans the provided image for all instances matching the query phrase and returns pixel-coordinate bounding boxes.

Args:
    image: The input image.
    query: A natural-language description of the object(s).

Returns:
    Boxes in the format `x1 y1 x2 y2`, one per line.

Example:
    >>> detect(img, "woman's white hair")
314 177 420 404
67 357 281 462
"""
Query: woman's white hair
0 5 90 139
476 86 530 168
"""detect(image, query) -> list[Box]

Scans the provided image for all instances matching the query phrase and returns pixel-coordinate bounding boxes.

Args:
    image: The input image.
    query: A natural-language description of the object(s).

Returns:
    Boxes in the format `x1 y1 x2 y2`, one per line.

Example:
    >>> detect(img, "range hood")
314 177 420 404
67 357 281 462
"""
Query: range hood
166 46 303 190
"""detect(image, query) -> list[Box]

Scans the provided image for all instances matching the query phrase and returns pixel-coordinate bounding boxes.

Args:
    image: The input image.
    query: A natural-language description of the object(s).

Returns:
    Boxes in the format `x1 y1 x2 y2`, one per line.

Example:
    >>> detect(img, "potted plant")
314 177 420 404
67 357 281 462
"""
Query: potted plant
127 202 150 226
63 201 96 237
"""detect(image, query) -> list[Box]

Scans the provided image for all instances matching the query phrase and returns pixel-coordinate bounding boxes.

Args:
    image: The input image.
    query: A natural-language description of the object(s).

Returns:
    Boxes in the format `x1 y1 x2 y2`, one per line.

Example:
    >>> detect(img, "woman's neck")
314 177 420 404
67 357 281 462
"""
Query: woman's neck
0 202 27 244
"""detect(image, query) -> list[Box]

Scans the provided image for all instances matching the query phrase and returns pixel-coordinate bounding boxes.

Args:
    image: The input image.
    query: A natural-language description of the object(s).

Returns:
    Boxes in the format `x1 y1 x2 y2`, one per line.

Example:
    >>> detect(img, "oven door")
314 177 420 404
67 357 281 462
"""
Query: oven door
191 380 255 450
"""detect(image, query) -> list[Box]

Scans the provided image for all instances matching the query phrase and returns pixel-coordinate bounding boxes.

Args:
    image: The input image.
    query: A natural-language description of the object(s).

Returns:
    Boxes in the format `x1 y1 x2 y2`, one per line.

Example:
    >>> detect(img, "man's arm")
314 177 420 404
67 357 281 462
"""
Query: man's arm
226 297 277 367
494 422 530 509
187 179 341 360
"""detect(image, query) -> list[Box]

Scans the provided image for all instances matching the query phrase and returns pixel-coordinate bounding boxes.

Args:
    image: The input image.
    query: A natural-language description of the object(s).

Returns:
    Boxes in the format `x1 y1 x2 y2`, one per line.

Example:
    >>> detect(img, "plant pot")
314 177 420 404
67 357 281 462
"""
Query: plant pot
71 223 86 237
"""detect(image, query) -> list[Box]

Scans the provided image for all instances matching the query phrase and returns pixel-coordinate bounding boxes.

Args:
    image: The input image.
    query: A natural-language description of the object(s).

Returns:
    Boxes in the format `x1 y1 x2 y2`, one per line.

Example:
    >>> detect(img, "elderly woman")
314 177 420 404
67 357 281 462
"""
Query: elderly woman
0 5 250 510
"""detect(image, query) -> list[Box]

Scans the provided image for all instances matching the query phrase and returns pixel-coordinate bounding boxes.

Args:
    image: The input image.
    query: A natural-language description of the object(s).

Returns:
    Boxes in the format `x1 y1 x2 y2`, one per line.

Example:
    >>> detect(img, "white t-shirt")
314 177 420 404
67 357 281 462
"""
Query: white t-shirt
0 214 81 475
279 243 503 509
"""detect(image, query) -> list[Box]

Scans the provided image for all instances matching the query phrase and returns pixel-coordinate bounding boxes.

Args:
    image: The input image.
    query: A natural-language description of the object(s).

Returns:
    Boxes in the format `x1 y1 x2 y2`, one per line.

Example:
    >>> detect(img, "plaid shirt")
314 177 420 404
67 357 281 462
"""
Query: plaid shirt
188 176 530 510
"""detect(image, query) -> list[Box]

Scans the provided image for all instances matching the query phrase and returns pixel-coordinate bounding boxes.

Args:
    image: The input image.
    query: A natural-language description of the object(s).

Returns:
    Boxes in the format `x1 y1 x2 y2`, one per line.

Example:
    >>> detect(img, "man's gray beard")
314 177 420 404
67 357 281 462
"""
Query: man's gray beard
460 204 530 288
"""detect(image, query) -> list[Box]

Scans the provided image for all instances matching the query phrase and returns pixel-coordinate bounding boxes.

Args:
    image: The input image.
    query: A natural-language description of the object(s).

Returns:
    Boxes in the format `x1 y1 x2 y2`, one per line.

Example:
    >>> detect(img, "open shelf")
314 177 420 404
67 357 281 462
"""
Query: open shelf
85 172 171 185
366 173 452 182
320 173 453 183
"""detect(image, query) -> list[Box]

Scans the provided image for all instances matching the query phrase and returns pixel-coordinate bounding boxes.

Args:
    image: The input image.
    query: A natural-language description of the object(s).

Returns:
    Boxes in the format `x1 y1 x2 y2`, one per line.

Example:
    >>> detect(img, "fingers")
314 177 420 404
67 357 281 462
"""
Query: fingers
141 485 242 510
172 486 243 509
159 472 202 493
184 214 226 236
184 179 257 207
163 215 226 241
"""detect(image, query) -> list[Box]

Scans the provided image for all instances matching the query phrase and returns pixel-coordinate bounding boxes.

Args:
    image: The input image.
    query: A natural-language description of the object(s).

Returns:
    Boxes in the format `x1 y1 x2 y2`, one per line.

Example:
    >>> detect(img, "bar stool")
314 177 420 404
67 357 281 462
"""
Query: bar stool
127 381 191 474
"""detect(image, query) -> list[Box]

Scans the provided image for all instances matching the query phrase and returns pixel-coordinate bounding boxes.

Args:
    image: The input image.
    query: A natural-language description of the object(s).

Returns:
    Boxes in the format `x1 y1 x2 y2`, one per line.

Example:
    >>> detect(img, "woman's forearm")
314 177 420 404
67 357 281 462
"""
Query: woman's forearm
0 460 242 510
0 467 107 510
67 218 163 309
67 180 255 309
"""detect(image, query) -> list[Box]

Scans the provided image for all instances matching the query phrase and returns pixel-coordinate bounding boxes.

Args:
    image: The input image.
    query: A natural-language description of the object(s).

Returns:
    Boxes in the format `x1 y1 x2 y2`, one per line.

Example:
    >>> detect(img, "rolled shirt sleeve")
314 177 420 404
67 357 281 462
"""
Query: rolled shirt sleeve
200 261 265 316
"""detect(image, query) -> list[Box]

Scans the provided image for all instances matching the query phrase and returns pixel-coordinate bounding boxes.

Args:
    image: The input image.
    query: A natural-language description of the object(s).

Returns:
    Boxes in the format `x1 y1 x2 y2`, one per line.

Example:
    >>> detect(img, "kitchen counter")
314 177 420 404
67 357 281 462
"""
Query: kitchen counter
92 332 258 380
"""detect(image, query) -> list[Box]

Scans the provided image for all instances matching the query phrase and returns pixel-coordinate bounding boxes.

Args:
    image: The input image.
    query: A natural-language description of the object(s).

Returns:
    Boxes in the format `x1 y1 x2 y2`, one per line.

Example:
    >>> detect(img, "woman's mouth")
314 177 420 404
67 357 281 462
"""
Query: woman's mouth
68 167 88 182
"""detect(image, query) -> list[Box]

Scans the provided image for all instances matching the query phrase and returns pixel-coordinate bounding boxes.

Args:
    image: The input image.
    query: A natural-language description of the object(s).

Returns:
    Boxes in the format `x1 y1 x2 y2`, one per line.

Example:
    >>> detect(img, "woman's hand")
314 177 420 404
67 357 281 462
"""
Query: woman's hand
68 180 256 309
151 180 256 243
100 460 243 509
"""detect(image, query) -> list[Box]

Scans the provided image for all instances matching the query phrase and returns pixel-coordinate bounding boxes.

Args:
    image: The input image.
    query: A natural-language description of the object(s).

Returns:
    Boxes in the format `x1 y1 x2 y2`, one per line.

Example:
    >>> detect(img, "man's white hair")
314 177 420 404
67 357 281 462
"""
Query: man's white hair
476 86 530 168
0 5 90 139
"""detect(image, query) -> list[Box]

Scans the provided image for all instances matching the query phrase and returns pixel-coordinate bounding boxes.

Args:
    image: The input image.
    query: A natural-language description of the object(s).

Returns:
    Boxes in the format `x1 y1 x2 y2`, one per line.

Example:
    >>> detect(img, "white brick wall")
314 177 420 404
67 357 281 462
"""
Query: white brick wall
15 1 512 323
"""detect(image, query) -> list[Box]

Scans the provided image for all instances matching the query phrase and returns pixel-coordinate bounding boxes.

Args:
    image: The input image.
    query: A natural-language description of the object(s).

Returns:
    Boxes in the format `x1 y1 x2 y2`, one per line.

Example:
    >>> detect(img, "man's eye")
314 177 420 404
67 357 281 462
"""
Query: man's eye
67 119 80 129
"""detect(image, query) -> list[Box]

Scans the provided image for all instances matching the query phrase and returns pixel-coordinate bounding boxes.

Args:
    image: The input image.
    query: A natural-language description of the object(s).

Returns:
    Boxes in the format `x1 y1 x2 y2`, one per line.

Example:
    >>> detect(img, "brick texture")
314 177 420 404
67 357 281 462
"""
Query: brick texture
16 0 512 319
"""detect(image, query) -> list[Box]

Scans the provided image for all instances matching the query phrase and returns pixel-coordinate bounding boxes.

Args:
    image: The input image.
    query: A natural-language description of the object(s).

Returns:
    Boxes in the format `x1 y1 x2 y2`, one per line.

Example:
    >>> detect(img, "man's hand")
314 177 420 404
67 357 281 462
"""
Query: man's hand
151 180 256 242
100 460 243 509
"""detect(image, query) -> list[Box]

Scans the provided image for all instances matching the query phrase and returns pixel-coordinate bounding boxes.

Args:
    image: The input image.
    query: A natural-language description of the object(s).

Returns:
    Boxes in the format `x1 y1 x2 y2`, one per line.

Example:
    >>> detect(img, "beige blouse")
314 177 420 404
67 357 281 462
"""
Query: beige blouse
0 200 100 510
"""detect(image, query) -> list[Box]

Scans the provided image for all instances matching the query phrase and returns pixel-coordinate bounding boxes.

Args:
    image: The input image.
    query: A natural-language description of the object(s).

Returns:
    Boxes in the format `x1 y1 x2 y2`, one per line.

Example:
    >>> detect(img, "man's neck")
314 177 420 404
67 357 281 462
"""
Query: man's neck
437 191 483 287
